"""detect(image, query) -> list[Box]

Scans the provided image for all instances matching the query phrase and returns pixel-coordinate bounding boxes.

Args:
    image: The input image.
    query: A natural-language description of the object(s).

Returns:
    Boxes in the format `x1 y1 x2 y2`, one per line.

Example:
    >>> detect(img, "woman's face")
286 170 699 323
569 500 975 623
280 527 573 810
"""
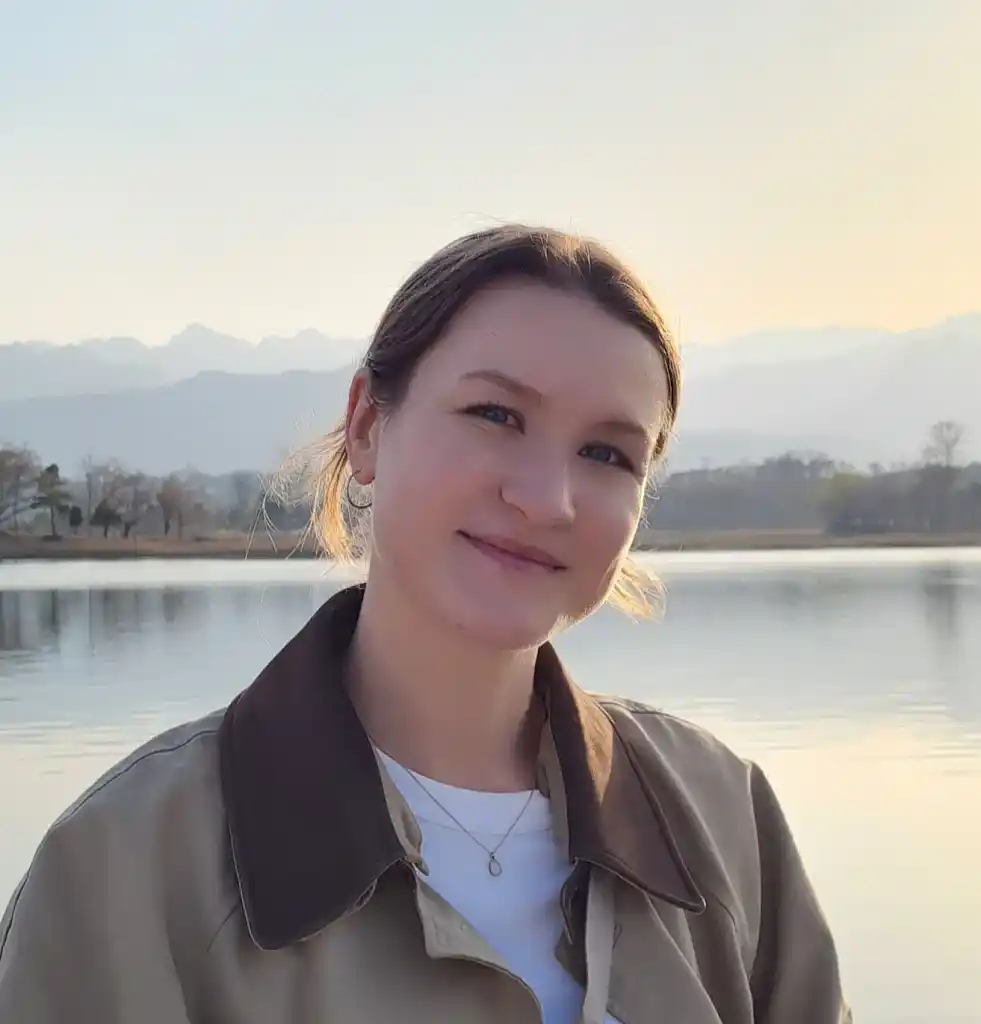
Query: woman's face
347 279 671 650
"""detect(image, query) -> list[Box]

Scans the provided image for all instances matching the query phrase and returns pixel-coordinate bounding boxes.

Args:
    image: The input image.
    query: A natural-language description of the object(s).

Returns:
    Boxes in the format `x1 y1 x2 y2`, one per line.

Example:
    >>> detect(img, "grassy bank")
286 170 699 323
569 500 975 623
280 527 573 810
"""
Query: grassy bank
3 528 980 561
0 531 319 561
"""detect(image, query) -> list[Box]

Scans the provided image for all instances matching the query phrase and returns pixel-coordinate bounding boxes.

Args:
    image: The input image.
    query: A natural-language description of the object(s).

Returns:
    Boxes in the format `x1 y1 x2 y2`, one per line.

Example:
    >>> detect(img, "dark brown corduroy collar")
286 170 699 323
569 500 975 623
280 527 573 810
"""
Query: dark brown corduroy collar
219 584 704 950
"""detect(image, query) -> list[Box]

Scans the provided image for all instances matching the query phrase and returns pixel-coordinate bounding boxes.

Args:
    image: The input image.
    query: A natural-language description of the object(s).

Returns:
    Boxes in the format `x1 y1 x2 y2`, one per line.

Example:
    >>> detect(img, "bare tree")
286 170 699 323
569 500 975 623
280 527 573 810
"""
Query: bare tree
918 421 966 531
79 455 104 534
157 474 188 538
227 470 261 530
0 445 42 531
86 461 139 537
923 421 965 468
31 464 73 538
116 472 155 538
78 459 128 530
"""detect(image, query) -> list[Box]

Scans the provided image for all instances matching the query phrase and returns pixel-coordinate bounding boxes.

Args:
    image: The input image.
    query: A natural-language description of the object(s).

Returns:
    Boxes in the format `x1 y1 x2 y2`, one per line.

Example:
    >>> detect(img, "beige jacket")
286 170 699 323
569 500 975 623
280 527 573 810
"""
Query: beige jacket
0 585 851 1023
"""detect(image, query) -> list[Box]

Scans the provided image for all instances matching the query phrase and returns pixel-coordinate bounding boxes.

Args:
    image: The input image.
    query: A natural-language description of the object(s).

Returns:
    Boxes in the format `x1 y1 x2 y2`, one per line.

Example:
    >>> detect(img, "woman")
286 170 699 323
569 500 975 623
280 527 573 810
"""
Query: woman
0 225 850 1023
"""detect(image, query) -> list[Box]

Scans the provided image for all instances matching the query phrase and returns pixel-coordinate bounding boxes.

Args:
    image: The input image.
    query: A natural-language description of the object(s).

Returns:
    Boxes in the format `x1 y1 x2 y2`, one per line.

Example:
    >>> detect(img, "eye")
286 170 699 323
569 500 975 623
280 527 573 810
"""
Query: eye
462 403 523 429
579 442 635 472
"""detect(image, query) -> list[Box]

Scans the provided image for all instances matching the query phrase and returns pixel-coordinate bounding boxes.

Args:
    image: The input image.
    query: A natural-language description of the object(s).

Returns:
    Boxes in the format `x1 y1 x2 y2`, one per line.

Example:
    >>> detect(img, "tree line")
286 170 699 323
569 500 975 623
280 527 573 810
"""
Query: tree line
0 453 262 541
648 421 981 536
1 421 978 543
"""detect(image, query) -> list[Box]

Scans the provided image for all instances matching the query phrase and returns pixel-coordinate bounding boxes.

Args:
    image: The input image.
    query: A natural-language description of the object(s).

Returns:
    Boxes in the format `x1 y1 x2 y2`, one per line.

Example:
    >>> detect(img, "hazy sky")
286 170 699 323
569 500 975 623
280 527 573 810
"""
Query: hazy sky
2 0 978 348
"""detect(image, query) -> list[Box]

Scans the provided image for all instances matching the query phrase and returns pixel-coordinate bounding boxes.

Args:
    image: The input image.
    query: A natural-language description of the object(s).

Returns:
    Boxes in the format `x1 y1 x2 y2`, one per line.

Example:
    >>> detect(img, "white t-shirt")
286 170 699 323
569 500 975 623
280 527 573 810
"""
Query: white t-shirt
376 749 618 1024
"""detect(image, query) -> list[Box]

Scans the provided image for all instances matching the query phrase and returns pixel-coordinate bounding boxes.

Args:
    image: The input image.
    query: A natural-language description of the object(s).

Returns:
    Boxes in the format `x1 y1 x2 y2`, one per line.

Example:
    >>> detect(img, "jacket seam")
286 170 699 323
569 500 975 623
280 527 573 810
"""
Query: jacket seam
0 726 219 960
55 726 220 828
597 698 748 941
0 878 29 956
206 900 242 953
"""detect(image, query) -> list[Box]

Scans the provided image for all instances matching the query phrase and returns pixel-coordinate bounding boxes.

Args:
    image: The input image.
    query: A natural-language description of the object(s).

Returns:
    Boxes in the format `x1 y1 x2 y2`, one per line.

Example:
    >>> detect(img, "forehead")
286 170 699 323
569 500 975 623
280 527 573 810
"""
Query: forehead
417 279 670 423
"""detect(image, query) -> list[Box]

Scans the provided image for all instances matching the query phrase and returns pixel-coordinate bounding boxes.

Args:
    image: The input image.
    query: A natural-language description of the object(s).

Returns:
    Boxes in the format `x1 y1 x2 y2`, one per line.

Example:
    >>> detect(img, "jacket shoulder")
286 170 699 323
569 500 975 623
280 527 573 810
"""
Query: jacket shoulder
51 710 225 832
2 709 230 957
593 693 758 848
595 695 851 1020
595 694 752 779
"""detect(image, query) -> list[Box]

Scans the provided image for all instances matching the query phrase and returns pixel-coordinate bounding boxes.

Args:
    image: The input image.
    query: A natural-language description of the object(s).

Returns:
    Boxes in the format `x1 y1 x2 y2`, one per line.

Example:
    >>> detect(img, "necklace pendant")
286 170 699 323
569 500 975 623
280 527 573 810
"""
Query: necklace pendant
487 854 503 877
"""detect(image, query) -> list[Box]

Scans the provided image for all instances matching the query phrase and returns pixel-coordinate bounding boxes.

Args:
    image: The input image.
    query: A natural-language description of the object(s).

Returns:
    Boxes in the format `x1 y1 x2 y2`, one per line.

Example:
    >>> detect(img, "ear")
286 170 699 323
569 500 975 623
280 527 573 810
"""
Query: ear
344 370 381 485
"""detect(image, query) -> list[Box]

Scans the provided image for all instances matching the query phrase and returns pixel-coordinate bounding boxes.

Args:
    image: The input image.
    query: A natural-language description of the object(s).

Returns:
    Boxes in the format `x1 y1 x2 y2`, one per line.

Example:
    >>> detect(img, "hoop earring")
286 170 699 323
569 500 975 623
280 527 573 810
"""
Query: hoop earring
345 475 373 510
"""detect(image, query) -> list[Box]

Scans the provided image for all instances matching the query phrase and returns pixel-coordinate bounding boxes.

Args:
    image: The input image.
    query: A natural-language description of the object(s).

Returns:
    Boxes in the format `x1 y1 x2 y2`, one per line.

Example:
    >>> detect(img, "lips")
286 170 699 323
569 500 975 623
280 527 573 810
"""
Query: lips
459 532 566 572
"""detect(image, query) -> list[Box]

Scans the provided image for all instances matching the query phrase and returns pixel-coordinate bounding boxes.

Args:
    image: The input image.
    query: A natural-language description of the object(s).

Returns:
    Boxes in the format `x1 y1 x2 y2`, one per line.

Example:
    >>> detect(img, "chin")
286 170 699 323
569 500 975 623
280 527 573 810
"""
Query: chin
433 584 562 652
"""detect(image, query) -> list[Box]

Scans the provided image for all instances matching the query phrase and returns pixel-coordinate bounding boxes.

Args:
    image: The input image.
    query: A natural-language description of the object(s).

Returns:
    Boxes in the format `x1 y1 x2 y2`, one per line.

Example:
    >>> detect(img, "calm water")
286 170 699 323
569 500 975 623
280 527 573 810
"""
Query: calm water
2 551 980 1023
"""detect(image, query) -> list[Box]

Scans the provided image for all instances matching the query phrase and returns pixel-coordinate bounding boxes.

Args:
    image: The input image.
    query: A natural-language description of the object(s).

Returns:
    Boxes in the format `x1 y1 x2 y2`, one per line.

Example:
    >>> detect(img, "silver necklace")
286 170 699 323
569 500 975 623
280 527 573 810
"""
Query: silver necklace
401 767 536 877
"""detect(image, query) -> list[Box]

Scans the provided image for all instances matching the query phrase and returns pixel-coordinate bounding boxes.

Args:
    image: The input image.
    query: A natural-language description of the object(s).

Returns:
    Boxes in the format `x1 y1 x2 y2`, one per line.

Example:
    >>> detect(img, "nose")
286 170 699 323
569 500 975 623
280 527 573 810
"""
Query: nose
499 447 576 527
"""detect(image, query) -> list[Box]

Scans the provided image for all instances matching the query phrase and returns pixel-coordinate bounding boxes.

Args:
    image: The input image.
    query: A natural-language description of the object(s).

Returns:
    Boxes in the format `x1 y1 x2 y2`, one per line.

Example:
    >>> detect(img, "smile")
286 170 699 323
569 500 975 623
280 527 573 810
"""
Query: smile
458 532 566 573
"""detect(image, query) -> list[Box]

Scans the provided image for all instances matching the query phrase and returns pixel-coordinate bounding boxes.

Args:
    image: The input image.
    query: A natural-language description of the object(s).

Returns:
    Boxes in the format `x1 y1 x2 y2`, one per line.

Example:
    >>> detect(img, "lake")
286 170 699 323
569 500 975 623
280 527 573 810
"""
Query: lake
2 550 980 1023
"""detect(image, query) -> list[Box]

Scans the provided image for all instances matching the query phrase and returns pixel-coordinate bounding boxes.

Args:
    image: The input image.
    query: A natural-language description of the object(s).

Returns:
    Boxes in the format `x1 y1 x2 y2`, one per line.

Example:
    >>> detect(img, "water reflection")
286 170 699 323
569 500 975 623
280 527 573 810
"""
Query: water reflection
1 557 979 744
920 563 965 645
0 585 323 661
571 559 981 741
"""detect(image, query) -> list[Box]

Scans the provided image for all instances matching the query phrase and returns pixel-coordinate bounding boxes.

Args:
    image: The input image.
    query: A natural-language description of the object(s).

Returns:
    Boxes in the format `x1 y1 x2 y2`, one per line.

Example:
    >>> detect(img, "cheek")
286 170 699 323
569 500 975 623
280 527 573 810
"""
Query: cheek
370 415 488 543
395 413 508 492
576 480 643 560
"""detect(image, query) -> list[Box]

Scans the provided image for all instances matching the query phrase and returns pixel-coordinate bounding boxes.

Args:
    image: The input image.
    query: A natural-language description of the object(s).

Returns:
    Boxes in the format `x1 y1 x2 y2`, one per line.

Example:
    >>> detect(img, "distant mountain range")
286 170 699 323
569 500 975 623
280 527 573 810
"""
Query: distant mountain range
0 324 360 401
1 313 978 475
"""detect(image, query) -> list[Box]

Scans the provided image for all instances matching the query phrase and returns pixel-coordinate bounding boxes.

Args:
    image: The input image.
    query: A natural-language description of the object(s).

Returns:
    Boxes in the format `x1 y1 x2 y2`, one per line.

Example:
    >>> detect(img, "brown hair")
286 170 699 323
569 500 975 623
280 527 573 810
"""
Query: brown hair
302 224 681 617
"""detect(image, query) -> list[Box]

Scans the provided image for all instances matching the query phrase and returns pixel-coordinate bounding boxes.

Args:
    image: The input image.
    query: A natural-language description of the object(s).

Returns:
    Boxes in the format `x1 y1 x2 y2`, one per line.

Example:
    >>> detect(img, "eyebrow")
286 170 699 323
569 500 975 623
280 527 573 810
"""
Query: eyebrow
458 368 656 445
460 368 544 402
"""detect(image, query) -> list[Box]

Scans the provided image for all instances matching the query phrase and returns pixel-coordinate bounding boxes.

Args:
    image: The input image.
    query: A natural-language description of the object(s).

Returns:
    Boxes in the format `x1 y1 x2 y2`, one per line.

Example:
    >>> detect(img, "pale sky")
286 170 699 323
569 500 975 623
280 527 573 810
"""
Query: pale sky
2 0 978 348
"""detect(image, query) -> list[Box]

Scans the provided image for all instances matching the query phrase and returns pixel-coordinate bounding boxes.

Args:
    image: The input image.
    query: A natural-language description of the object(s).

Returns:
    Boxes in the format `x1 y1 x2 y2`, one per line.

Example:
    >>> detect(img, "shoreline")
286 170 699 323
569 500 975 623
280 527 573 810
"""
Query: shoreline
632 528 981 552
2 529 980 561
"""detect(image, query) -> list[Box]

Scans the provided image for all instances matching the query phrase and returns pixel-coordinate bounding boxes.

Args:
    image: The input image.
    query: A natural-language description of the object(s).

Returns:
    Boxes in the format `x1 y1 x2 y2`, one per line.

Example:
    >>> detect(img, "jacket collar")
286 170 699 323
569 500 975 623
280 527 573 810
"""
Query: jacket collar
219 584 704 950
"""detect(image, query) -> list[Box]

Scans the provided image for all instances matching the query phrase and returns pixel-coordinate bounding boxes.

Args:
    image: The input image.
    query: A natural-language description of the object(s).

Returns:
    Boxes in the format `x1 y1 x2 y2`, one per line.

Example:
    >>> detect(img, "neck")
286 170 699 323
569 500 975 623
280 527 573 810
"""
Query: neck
345 575 544 792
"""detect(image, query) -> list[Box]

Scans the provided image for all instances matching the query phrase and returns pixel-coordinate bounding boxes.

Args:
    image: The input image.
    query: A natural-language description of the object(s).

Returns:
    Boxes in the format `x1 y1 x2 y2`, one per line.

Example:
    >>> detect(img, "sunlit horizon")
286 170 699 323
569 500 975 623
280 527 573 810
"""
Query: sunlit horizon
2 1 978 348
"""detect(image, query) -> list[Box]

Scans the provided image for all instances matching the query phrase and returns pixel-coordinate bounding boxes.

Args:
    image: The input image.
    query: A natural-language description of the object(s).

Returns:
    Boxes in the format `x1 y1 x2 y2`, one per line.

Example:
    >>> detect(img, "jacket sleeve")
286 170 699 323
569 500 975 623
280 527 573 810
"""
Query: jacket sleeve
0 812 193 1023
748 762 853 1024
